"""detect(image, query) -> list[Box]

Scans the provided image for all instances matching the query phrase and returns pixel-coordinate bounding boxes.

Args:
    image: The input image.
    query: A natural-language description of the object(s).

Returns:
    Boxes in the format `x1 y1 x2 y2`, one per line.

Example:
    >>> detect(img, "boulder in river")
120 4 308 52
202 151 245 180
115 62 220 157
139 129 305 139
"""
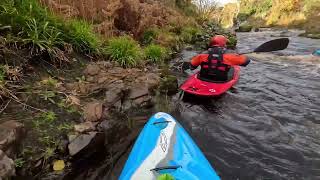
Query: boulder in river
0 120 26 158
0 150 15 178
236 24 253 32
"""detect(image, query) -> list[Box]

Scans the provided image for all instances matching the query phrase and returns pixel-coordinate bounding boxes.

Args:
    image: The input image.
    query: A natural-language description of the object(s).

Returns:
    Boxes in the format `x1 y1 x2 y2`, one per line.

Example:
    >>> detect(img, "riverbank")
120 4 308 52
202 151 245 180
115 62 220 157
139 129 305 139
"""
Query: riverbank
234 0 320 38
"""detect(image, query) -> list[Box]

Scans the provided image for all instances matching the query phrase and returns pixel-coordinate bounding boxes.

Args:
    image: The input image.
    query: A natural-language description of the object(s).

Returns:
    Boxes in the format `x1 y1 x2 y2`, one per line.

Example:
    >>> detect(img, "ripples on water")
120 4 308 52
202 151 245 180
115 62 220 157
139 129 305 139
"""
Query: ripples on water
106 30 320 180
174 30 320 179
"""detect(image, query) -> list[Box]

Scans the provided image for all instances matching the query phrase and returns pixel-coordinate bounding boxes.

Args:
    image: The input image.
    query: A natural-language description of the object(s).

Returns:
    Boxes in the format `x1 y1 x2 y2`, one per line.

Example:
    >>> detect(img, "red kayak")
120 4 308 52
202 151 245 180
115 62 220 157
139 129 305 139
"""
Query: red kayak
180 66 240 96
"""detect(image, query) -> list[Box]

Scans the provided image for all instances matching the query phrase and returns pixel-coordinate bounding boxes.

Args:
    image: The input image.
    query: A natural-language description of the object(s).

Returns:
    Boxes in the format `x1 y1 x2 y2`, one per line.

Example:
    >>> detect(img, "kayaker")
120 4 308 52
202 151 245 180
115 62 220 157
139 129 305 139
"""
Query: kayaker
190 35 250 82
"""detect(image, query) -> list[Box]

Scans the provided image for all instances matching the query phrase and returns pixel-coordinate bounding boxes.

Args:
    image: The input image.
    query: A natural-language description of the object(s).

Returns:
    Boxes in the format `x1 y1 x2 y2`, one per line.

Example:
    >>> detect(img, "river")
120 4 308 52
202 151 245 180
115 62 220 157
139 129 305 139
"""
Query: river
108 30 320 180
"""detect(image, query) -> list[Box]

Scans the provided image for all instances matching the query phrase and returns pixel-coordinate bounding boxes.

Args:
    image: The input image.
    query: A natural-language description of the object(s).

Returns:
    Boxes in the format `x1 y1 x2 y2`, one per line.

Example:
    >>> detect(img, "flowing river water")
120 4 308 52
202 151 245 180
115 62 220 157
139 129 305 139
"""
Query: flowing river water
108 30 320 180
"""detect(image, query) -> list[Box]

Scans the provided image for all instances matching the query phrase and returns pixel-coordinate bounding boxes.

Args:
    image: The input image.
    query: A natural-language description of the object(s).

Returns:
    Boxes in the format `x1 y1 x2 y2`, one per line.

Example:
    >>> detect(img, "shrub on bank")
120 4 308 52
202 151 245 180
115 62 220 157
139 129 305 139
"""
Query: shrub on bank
104 36 143 68
144 44 168 63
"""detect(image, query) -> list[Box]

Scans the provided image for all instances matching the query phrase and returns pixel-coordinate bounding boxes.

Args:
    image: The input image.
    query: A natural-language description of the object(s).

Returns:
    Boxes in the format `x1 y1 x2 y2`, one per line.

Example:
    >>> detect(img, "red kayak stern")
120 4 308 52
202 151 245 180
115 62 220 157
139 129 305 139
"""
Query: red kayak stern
180 66 240 96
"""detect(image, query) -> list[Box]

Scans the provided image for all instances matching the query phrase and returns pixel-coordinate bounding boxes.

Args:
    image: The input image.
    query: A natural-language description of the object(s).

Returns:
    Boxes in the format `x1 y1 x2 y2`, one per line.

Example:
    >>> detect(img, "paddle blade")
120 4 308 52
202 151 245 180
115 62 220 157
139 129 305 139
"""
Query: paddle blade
254 38 289 53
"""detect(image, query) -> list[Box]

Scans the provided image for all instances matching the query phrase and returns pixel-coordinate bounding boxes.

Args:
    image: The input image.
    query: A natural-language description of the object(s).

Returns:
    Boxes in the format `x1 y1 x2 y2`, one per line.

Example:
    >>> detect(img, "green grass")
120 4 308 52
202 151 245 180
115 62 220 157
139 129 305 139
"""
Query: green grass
0 0 100 59
66 19 100 53
104 36 142 67
144 44 168 63
180 26 201 43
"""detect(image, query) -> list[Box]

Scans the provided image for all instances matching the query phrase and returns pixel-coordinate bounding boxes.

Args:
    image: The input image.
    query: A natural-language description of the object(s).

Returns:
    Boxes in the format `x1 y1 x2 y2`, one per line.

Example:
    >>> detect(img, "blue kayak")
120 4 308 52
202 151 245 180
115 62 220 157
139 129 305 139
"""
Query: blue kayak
119 112 220 180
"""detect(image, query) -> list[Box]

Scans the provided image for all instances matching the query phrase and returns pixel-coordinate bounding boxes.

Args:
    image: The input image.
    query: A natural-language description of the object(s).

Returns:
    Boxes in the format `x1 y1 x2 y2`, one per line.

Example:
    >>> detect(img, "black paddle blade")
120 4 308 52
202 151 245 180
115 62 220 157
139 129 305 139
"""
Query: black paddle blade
254 38 289 53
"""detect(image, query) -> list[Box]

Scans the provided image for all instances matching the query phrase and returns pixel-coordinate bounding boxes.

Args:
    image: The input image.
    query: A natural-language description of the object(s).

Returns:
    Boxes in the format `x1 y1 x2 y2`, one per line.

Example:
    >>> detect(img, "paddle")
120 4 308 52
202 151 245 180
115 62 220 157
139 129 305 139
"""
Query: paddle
242 38 289 54
181 38 290 71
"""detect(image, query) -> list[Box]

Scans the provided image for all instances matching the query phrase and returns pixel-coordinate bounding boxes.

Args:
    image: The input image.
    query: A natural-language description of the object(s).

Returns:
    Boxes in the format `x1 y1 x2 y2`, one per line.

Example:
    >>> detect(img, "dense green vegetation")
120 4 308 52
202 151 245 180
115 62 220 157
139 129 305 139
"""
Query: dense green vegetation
0 0 101 61
144 44 168 63
105 36 143 67
238 0 320 34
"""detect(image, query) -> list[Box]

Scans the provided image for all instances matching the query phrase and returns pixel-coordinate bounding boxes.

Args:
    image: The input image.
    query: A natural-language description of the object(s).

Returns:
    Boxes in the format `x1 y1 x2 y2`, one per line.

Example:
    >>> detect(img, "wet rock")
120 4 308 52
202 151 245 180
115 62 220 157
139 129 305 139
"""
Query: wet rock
145 73 160 91
68 132 104 156
74 122 98 133
132 95 152 107
0 121 26 157
0 150 15 178
97 120 115 132
128 85 149 100
84 64 100 76
105 81 125 104
84 102 103 122
159 75 178 95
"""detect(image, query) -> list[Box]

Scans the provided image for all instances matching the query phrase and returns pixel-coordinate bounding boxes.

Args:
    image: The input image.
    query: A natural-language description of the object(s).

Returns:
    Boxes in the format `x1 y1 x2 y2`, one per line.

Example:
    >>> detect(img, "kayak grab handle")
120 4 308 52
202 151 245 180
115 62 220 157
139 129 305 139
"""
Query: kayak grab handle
150 165 181 172
153 121 171 125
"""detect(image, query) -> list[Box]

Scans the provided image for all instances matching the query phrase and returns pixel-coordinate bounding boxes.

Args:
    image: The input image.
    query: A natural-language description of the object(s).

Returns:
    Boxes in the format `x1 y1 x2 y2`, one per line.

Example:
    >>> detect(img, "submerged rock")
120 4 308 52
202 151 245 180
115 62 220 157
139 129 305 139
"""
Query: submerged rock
0 150 15 178
236 24 253 32
84 102 103 122
0 121 26 157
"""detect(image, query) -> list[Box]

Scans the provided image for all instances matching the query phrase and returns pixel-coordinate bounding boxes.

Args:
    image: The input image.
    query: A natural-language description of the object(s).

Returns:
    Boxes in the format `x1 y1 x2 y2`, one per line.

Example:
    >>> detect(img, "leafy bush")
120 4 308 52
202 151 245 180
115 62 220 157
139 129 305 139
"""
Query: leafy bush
141 28 159 45
105 36 142 67
144 44 168 63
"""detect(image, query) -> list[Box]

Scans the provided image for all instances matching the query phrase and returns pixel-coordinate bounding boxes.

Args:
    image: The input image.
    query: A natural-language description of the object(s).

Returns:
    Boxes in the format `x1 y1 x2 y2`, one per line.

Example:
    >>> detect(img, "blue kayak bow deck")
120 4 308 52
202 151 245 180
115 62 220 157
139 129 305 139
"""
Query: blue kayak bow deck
120 112 220 180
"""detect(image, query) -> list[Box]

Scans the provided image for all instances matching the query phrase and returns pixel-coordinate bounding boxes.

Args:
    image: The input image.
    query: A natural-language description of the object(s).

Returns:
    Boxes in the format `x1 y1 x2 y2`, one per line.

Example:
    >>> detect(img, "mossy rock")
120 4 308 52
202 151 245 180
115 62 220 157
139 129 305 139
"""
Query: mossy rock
236 24 253 32
306 33 320 39
159 75 178 95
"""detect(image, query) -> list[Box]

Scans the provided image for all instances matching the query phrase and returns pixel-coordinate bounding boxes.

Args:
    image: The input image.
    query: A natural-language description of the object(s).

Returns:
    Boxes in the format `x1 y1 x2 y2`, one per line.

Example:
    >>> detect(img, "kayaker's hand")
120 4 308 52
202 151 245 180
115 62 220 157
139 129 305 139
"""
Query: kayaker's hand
240 57 251 67
182 62 197 70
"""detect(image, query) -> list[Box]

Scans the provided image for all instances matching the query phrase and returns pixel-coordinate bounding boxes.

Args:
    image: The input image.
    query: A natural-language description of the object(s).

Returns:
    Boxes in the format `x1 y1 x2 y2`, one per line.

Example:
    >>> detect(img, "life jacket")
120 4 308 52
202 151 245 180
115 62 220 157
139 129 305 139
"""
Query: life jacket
199 47 231 82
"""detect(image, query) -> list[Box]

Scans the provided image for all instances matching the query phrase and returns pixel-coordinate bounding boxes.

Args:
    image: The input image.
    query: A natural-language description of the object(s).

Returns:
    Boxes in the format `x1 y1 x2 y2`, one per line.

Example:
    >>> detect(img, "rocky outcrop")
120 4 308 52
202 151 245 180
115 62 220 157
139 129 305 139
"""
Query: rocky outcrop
66 62 164 110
